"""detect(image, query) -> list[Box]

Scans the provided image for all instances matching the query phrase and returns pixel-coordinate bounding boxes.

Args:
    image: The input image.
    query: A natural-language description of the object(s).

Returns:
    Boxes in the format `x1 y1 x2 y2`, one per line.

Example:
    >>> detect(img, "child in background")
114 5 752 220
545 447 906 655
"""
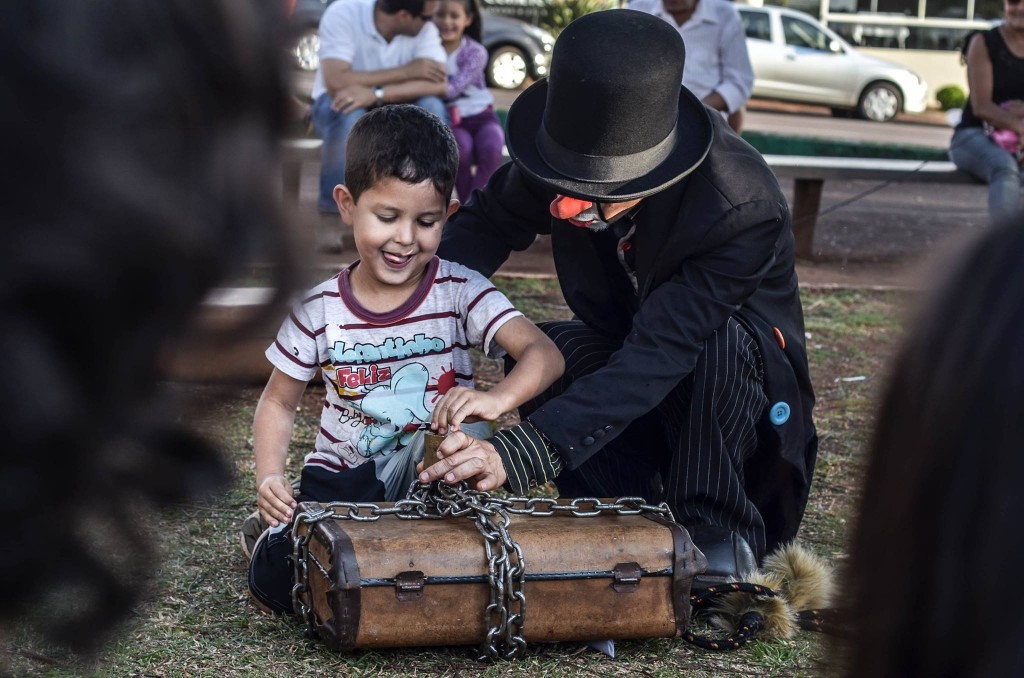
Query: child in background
245 105 564 614
434 0 506 201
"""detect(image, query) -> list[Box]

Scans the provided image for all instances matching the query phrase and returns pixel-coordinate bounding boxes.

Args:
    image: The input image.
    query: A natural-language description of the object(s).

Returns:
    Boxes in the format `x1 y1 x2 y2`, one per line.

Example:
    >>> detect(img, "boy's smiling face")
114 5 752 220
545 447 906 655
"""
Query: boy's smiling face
335 178 457 299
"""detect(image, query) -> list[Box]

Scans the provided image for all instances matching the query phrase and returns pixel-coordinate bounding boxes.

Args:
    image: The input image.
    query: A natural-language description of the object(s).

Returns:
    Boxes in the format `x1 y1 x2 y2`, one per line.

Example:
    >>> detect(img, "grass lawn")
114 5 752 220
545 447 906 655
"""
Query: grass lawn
2 280 910 677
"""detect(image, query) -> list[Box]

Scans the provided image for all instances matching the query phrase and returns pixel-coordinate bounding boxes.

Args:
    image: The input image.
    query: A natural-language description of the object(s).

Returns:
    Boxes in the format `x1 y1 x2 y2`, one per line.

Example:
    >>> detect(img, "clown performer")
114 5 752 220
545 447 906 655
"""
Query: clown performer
424 9 817 584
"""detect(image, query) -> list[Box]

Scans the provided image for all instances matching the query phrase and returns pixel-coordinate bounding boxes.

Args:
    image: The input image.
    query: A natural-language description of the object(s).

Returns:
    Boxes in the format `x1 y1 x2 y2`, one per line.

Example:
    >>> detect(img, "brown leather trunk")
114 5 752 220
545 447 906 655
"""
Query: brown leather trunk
293 501 706 651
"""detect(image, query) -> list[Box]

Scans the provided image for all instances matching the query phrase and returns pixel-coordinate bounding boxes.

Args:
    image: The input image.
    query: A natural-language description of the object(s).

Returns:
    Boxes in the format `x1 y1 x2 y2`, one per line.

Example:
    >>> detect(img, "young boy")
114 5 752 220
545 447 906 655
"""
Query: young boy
246 104 564 614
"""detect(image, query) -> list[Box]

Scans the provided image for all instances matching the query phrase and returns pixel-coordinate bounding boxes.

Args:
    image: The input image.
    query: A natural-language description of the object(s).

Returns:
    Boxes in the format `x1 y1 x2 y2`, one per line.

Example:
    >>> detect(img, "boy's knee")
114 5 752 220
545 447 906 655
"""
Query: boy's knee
247 523 296 615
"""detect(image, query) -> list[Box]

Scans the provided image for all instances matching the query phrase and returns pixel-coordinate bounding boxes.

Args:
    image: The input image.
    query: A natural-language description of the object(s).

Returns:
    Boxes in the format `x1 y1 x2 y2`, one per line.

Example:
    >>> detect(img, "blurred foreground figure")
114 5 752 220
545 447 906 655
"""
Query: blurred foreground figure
0 0 289 649
844 217 1024 677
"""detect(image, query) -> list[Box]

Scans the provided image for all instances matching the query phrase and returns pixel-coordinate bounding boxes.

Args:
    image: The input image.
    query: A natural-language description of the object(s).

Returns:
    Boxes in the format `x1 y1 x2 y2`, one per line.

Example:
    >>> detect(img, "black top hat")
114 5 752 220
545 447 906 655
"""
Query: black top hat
506 9 713 201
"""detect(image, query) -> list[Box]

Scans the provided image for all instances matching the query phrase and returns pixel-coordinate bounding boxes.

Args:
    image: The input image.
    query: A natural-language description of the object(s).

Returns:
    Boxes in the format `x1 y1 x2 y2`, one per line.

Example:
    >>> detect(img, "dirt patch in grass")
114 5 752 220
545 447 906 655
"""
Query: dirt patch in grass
1 281 912 677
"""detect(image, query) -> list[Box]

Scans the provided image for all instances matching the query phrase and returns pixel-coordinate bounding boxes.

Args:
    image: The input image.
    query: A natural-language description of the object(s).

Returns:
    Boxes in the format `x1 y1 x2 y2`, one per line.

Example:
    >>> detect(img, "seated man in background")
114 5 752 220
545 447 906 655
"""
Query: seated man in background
311 0 449 249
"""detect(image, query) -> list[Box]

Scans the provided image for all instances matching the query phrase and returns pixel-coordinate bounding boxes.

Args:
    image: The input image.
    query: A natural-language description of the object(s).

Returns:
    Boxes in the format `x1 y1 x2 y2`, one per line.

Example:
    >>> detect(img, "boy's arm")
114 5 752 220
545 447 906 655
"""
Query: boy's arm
253 368 308 527
422 315 568 492
431 317 563 433
486 317 564 413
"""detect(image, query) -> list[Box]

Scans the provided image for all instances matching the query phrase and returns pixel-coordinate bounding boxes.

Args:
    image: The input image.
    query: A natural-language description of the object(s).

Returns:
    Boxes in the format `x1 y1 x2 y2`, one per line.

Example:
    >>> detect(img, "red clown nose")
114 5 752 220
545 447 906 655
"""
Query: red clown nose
549 195 593 220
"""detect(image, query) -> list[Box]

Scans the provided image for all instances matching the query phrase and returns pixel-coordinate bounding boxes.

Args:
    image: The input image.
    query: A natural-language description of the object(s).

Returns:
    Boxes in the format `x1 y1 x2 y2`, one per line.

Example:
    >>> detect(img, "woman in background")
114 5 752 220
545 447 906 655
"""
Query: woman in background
949 3 1024 218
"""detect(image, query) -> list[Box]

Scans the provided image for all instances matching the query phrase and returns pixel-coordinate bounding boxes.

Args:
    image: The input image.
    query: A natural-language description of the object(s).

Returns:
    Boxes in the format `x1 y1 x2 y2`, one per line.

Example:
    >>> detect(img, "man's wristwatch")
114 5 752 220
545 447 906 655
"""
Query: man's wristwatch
373 86 384 107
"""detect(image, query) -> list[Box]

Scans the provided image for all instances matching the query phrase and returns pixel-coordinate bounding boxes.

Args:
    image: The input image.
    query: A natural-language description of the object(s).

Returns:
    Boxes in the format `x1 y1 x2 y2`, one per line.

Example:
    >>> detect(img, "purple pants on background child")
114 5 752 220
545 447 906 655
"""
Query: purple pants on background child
452 106 505 201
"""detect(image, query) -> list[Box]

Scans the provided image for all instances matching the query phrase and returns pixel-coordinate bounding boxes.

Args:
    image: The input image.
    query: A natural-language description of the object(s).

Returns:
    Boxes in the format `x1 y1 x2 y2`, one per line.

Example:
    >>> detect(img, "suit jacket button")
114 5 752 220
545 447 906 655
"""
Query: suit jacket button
593 429 606 439
769 402 790 425
582 436 595 445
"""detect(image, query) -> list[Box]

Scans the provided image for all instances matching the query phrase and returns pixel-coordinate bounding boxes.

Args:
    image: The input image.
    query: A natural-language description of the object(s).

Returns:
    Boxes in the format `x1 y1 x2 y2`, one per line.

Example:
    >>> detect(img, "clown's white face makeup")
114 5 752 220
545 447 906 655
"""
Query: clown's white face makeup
549 195 642 230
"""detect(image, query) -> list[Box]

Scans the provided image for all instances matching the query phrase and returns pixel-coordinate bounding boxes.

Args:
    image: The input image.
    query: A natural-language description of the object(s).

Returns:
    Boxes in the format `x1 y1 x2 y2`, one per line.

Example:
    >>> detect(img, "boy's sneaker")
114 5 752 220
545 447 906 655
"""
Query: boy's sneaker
247 521 297 615
239 510 266 563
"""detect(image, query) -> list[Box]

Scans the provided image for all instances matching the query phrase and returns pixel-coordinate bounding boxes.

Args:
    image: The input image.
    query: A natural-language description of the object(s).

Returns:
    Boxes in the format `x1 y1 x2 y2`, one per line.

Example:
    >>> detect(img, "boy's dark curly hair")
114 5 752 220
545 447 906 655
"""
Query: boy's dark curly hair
0 0 291 649
344 104 459 202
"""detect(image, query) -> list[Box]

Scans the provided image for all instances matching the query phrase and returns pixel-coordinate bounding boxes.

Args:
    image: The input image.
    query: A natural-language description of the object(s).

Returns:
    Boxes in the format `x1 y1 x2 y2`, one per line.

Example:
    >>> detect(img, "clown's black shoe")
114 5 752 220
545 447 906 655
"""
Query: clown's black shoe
688 525 757 590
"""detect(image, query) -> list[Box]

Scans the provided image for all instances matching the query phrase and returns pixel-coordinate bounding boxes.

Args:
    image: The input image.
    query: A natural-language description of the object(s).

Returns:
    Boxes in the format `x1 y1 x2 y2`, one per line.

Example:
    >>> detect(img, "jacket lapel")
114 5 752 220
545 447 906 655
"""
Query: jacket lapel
632 178 688 299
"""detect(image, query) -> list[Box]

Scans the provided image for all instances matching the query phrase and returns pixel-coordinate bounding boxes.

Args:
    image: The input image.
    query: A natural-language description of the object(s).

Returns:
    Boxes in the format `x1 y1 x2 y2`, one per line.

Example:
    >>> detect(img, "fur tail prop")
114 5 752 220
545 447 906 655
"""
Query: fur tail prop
704 541 835 641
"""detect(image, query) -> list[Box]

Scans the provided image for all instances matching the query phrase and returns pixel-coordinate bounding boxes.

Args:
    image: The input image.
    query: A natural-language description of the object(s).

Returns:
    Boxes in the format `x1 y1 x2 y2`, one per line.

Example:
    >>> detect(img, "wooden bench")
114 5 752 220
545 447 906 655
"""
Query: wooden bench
161 287 279 384
163 287 332 384
763 155 979 259
281 138 323 203
281 142 980 260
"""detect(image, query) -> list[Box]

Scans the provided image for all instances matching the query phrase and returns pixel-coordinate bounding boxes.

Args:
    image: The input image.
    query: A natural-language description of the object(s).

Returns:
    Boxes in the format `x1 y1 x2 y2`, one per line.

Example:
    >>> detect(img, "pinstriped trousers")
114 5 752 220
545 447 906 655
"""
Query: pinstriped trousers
518 317 770 558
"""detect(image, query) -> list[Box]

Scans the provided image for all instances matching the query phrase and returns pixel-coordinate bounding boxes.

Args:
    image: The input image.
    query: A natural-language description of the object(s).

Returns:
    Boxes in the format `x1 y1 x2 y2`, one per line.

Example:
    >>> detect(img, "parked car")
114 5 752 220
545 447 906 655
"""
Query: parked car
482 12 554 89
286 0 553 90
288 0 331 72
736 5 929 122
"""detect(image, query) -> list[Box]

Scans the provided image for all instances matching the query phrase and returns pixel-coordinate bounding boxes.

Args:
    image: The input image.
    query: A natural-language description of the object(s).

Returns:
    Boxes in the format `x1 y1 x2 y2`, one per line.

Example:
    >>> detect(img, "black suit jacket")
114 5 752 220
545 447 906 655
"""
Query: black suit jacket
438 114 817 545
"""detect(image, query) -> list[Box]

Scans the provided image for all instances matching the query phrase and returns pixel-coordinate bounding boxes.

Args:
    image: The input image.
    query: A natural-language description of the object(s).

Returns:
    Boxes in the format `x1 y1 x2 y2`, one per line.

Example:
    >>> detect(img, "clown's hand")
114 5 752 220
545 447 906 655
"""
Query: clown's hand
417 430 507 491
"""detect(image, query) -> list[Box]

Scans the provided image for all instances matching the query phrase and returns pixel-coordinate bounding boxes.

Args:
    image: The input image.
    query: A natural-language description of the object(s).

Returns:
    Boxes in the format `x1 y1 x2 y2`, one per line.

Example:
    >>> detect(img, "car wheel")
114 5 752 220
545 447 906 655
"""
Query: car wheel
294 27 320 72
858 82 902 123
487 45 529 90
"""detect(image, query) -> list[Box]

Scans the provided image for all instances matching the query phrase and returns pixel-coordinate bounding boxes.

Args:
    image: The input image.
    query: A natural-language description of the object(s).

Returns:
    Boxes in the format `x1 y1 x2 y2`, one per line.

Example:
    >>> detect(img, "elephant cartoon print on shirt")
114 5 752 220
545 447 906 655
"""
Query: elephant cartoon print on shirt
356 362 431 458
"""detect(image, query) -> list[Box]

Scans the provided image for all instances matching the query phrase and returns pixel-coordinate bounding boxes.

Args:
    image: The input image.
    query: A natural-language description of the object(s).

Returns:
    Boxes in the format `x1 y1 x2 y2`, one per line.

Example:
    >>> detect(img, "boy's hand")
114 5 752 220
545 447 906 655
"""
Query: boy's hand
417 431 508 491
431 387 507 434
258 474 296 528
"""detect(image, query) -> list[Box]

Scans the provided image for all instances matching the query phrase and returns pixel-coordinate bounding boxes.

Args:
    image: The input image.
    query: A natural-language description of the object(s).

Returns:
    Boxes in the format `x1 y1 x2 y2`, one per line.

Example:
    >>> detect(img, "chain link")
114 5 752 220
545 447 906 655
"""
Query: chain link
291 481 674 659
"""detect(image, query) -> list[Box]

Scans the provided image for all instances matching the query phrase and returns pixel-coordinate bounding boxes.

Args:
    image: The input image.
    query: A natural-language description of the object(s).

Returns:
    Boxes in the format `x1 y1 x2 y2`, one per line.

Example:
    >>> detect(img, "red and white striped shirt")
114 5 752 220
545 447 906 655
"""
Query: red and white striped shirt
266 257 521 472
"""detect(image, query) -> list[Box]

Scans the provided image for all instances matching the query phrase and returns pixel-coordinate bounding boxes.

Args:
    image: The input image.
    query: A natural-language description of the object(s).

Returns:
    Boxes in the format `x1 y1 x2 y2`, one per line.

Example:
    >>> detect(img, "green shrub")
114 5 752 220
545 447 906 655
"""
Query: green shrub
936 85 967 111
539 0 615 35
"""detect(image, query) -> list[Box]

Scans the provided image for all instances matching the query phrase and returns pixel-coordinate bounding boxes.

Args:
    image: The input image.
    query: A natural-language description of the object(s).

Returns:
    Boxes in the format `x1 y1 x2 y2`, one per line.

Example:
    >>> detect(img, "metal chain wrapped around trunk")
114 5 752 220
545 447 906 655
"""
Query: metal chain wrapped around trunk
291 480 673 660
